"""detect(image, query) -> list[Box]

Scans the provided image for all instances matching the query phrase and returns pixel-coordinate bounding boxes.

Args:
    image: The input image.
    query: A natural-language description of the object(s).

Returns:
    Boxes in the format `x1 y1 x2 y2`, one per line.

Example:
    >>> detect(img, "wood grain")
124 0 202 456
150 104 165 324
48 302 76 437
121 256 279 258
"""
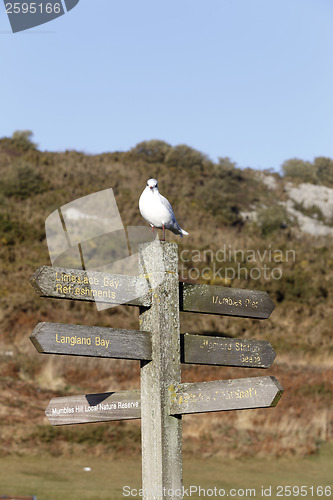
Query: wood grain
169 376 283 415
46 390 141 425
180 282 275 319
30 322 152 360
30 266 151 307
181 334 276 368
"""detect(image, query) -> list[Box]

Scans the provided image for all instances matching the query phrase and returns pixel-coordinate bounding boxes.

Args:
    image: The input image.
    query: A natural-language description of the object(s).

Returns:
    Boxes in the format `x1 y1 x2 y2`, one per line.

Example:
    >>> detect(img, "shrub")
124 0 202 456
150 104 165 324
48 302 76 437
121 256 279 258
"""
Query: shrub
282 158 317 183
314 157 333 186
131 140 172 163
199 177 243 225
165 144 212 170
0 162 47 199
0 212 25 244
257 205 294 237
11 130 37 151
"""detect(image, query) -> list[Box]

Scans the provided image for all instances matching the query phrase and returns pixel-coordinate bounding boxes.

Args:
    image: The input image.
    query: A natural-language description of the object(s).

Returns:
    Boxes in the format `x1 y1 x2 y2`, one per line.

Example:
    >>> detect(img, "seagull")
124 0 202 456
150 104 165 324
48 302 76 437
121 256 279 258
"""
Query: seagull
139 178 188 241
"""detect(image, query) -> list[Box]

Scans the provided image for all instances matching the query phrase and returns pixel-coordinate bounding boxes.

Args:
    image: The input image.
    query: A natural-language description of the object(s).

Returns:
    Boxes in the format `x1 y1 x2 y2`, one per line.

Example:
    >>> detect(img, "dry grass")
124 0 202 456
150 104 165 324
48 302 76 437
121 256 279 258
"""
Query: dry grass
0 136 332 460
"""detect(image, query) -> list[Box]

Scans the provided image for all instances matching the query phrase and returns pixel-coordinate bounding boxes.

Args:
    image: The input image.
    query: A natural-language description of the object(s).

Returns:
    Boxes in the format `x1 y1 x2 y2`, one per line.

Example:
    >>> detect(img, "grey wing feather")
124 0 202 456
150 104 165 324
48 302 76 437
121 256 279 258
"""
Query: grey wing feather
160 193 186 235
160 194 176 220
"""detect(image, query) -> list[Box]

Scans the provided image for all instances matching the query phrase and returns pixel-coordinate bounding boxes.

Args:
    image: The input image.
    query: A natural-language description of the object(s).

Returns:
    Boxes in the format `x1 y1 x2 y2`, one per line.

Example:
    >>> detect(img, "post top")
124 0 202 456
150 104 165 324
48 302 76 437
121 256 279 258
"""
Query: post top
138 240 178 274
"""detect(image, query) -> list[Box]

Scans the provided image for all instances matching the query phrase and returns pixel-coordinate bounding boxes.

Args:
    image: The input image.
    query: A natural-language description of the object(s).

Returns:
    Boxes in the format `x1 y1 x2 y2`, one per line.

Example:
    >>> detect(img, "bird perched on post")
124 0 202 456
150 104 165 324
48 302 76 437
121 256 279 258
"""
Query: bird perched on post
139 178 188 241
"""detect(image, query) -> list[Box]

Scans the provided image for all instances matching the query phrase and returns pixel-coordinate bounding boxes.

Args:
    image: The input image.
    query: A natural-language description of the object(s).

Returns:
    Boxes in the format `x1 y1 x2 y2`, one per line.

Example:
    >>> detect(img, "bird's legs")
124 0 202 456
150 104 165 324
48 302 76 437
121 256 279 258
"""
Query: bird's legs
162 224 165 241
151 225 155 240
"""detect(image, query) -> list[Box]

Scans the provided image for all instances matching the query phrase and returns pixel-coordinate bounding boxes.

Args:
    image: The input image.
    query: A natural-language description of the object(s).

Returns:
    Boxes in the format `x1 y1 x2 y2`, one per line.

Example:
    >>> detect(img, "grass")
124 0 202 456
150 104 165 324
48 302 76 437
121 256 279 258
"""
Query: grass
0 444 332 499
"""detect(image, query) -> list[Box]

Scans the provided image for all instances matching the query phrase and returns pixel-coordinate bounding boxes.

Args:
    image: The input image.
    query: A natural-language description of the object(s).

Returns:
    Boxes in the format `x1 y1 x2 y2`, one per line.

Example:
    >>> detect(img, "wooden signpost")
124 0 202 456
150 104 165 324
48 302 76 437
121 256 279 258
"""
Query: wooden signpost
30 241 283 500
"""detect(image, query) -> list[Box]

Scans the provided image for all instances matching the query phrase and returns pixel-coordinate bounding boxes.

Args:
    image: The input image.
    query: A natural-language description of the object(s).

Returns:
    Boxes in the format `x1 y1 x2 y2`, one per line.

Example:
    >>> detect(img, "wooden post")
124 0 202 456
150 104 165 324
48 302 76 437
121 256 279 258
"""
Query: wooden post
139 241 182 500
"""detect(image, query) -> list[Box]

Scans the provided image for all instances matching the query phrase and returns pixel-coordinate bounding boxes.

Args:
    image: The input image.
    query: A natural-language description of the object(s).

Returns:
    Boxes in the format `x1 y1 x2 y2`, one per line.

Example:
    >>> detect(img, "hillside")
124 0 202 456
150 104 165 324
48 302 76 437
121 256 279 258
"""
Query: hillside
0 134 332 459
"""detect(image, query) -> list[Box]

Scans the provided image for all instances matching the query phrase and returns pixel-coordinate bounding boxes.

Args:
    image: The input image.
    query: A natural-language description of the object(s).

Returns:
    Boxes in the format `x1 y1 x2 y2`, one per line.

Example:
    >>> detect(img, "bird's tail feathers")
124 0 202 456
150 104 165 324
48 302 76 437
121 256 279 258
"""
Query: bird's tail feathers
180 228 189 236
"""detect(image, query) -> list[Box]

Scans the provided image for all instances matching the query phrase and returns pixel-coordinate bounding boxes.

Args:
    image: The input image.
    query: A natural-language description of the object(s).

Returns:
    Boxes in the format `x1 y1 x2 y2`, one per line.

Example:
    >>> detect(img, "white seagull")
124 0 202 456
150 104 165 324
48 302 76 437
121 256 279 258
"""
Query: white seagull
139 178 188 241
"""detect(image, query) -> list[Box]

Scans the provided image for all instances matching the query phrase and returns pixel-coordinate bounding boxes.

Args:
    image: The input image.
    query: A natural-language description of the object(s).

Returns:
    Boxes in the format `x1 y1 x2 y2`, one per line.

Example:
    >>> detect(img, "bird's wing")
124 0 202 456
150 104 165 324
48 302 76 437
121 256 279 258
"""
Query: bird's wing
159 194 175 217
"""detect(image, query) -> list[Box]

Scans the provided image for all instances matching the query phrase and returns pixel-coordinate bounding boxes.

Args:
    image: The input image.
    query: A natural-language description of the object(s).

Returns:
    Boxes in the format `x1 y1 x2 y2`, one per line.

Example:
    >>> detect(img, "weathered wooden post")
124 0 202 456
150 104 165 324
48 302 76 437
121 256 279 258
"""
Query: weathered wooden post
30 236 283 500
139 241 182 499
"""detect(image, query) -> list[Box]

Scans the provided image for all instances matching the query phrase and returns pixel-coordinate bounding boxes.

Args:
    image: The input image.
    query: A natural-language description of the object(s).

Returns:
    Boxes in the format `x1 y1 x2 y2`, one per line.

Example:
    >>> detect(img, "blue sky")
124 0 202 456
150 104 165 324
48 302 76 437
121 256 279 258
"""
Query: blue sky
1 0 333 171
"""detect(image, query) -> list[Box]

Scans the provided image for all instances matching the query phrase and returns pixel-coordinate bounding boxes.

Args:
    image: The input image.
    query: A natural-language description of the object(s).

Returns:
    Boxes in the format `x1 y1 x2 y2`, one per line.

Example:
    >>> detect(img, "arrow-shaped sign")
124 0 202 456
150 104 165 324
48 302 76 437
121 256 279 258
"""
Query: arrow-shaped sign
29 266 151 307
46 376 283 425
182 334 276 368
46 390 141 425
169 376 283 415
30 323 276 369
30 322 152 361
180 283 275 319
30 267 275 319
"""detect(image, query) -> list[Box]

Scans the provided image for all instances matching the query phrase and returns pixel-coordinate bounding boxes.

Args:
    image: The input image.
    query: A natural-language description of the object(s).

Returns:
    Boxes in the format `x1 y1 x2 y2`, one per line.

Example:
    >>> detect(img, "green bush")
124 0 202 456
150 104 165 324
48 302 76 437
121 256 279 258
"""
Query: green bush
314 157 333 186
216 157 238 175
0 212 26 244
199 177 243 225
0 162 47 199
131 140 172 163
282 156 333 187
11 130 37 151
257 205 294 237
282 158 317 183
164 144 212 170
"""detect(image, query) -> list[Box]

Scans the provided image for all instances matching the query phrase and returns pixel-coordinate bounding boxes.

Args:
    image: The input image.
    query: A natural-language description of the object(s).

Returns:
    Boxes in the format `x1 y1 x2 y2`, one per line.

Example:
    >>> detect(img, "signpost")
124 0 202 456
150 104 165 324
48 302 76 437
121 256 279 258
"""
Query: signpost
30 241 283 500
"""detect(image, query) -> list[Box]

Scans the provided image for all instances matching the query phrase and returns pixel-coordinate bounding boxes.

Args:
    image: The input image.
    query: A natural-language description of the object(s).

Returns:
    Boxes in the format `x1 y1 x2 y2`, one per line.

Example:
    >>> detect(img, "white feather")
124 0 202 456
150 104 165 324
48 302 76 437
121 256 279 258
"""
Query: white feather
139 178 188 237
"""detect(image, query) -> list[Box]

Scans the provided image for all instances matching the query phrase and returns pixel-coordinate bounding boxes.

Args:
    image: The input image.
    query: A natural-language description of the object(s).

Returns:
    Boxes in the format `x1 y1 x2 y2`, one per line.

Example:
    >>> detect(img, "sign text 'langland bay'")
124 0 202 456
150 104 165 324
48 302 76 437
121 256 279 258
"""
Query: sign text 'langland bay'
30 323 276 368
30 322 152 361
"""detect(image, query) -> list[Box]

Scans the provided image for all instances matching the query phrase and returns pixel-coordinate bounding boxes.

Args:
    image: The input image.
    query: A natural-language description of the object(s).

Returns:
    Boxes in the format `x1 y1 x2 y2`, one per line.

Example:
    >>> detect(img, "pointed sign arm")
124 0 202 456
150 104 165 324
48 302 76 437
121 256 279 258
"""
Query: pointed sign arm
181 333 276 368
29 266 152 307
169 376 283 415
180 282 275 319
30 322 152 361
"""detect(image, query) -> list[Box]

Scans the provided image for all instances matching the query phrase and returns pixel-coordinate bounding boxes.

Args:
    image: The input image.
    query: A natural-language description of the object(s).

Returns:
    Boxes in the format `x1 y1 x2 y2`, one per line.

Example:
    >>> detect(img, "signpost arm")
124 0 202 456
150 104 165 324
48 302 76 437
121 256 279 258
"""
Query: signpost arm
139 242 182 500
